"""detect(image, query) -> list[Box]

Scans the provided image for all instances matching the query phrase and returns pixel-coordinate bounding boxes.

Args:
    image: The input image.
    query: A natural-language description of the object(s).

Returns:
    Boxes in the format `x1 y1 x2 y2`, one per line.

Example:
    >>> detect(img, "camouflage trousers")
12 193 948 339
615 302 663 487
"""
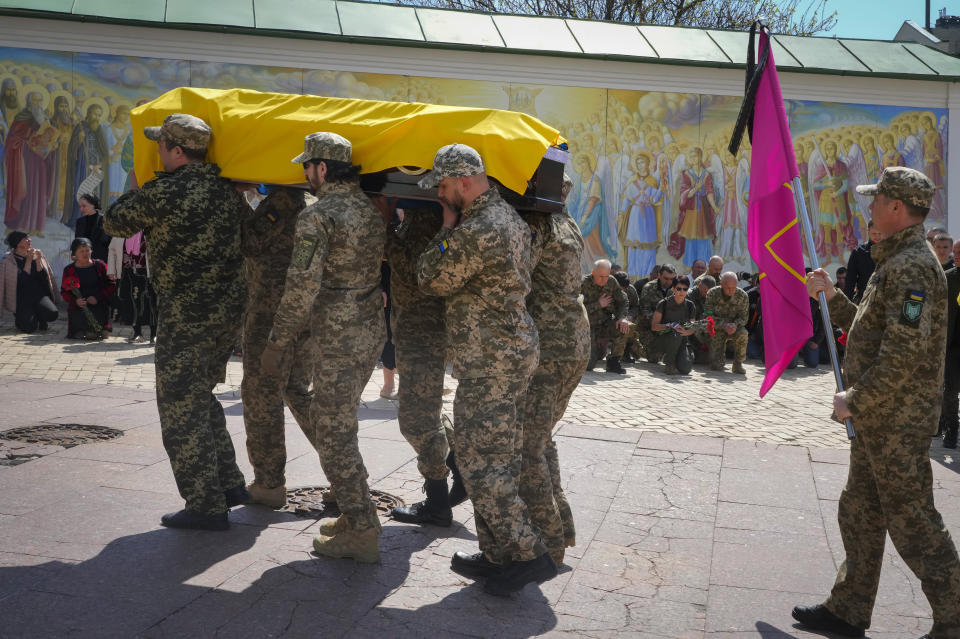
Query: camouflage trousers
241 306 315 489
825 428 960 636
518 358 587 556
590 319 619 361
155 317 245 516
708 327 748 365
454 373 546 563
394 298 450 480
311 334 383 532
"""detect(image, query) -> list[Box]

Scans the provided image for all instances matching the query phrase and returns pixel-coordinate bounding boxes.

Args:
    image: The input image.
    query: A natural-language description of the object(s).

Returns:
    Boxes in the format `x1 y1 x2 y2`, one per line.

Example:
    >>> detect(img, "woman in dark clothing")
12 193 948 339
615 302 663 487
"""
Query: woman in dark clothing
60 238 114 339
74 193 111 263
0 231 58 333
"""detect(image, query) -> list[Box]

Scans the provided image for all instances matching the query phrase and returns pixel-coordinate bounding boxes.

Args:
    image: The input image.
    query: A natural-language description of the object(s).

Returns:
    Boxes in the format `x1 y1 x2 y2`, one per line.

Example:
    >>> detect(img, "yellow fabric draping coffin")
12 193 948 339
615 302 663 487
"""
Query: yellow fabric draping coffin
130 87 564 195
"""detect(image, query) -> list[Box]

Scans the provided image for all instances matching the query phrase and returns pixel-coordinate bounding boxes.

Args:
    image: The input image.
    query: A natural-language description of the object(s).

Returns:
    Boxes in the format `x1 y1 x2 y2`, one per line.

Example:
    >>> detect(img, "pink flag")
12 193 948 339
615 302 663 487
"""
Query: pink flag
746 32 813 396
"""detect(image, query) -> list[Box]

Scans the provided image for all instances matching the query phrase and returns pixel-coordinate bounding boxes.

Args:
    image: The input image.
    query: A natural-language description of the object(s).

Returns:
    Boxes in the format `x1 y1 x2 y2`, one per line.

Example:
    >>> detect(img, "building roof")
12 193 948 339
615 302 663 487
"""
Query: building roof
4 0 960 81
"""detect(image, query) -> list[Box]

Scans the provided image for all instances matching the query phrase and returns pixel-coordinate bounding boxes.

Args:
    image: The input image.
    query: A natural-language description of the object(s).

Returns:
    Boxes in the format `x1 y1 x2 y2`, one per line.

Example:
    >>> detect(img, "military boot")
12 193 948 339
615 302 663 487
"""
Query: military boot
246 481 286 508
318 514 346 536
732 361 746 375
944 427 958 449
605 356 627 375
313 526 380 564
224 484 251 508
446 449 468 507
390 478 453 526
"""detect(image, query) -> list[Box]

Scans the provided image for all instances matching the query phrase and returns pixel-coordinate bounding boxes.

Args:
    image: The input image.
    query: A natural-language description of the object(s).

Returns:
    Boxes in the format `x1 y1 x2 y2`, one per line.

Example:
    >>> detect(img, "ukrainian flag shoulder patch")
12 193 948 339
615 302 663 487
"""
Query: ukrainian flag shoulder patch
901 289 926 327
438 239 449 254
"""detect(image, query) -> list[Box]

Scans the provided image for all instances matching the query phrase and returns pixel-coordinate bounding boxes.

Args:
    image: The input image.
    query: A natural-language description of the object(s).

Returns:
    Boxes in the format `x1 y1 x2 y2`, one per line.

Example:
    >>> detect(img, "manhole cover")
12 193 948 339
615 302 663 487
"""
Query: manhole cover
279 486 404 518
0 424 123 448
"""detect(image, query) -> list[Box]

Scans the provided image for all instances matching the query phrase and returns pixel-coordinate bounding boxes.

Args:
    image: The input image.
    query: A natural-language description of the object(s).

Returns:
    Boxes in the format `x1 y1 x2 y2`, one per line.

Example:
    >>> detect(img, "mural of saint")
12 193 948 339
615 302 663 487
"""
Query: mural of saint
672 147 718 268
46 92 74 220
3 87 56 234
104 103 131 203
618 151 663 277
62 99 109 227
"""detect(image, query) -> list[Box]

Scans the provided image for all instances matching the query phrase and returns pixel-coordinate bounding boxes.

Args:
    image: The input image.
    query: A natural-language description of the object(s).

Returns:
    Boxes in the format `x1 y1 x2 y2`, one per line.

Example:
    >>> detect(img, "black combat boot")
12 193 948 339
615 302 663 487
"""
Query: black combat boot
791 604 864 637
224 484 251 508
944 427 958 449
161 509 229 531
605 356 627 374
483 552 557 596
390 478 453 526
450 551 503 579
446 449 468 507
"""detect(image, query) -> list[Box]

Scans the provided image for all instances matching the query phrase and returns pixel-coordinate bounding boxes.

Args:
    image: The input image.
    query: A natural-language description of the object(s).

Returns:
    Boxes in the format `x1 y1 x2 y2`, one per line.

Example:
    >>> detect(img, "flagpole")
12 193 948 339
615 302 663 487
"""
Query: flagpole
791 176 856 439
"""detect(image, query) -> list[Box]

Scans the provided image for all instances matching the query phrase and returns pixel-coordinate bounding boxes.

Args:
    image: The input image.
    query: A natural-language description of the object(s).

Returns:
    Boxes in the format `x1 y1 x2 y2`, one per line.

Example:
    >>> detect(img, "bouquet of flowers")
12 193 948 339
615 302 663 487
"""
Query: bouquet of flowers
63 275 103 339
657 315 715 337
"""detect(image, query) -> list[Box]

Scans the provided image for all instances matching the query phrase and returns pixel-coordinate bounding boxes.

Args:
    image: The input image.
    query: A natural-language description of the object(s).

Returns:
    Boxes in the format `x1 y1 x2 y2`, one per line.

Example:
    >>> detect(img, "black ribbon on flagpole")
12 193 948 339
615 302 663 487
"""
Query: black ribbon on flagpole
728 21 770 157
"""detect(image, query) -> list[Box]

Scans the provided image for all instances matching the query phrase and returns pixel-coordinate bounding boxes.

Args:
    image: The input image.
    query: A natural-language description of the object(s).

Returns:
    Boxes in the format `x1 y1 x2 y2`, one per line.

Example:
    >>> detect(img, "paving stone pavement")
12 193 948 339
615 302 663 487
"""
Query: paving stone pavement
0 316 958 638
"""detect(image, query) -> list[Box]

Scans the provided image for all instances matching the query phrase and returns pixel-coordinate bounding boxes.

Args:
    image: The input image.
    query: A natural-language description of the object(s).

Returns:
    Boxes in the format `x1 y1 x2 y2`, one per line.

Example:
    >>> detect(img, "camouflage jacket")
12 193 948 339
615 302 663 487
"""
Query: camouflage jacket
638 279 673 322
687 287 706 319
268 180 385 352
525 209 590 362
386 205 444 310
704 286 749 328
623 284 640 321
103 162 249 322
243 187 312 300
581 274 626 327
418 187 538 379
827 222 946 433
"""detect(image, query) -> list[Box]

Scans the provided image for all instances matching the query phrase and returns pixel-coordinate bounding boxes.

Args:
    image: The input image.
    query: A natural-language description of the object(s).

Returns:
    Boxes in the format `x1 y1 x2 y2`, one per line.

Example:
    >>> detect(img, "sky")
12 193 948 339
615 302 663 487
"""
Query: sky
822 0 956 40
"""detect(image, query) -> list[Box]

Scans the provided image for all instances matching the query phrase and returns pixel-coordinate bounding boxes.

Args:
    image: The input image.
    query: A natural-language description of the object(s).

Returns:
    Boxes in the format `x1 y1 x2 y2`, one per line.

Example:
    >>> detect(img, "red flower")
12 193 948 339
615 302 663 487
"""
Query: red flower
63 275 80 290
837 332 847 346
706 316 716 338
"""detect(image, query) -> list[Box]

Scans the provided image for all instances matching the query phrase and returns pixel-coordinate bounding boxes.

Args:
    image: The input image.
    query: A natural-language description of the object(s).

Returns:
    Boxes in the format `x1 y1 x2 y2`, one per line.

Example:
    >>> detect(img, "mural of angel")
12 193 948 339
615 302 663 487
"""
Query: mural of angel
719 154 749 264
673 147 717 268
878 131 903 169
842 139 870 242
569 151 617 266
104 103 132 204
897 123 923 172
617 150 663 277
809 139 854 259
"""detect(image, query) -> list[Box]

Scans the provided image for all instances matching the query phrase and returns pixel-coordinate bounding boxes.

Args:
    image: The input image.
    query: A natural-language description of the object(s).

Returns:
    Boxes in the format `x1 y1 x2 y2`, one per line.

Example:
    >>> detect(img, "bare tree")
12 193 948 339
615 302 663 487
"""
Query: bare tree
399 0 836 36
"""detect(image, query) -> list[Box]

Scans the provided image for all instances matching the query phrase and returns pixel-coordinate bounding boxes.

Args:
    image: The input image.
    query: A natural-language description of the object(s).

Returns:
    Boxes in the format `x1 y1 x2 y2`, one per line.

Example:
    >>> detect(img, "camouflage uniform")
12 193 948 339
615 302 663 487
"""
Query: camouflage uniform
614 282 641 358
241 187 317 489
519 209 589 560
104 114 248 516
636 279 673 354
704 285 749 368
819 168 960 637
418 149 544 563
268 133 386 533
581 275 627 361
386 205 450 481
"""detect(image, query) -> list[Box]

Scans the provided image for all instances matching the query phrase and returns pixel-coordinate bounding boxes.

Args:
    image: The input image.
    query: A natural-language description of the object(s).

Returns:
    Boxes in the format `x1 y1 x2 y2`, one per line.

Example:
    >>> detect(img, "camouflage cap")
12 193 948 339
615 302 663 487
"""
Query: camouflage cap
291 132 352 164
855 166 934 209
144 113 211 151
417 143 485 189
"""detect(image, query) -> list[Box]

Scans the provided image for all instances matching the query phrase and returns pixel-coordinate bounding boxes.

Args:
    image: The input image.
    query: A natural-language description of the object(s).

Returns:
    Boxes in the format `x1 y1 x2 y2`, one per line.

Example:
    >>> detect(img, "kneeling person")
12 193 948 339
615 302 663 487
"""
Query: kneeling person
261 132 386 562
705 272 749 374
649 276 697 375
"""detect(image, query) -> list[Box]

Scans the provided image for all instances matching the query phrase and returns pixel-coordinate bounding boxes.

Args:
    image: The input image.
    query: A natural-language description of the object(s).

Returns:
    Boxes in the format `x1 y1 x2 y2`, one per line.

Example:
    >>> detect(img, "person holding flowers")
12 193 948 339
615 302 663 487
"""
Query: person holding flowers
61 237 114 339
649 275 708 375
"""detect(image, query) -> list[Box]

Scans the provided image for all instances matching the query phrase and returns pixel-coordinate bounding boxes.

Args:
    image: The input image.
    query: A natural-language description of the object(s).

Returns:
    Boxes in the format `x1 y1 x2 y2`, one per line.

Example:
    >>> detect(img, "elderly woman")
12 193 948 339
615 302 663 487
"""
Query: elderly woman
61 237 115 339
0 231 59 333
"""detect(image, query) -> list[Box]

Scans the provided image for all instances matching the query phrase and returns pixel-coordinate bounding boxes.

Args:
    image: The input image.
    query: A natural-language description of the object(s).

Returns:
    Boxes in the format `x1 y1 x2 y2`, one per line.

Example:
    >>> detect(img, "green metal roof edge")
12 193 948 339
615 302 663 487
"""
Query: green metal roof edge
2 6 960 83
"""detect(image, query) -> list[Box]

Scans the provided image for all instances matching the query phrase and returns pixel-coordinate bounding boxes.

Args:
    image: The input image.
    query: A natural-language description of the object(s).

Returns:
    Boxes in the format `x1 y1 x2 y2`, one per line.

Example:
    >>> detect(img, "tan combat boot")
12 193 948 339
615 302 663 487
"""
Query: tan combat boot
732 361 746 375
317 514 346 536
247 482 286 508
313 526 380 563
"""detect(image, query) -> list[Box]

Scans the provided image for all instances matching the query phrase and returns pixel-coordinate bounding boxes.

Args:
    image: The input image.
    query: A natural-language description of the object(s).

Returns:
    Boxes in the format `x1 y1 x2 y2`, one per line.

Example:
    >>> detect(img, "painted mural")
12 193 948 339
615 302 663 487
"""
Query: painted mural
0 46 948 280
